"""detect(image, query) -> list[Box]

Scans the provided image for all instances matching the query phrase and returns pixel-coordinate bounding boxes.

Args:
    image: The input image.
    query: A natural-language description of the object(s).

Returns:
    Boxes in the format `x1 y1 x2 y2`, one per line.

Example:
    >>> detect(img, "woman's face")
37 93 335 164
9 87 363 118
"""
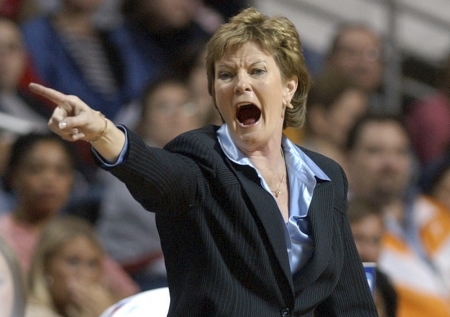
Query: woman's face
0 20 26 93
12 141 73 219
350 214 384 262
213 41 297 152
47 235 103 308
142 82 201 147
0 254 14 317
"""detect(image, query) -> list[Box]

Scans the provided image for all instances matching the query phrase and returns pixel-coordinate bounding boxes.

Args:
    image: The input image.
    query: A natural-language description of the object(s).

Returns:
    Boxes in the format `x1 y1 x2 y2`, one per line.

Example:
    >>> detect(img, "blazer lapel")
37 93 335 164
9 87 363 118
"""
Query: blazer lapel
293 180 336 291
229 162 294 290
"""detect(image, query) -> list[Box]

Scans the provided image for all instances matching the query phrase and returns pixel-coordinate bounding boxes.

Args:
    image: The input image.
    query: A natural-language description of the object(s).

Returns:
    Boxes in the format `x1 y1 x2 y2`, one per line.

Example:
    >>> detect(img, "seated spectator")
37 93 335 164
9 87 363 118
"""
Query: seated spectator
347 197 397 317
96 76 205 291
405 53 450 166
299 70 368 174
0 17 52 185
20 0 159 199
26 216 125 317
346 113 450 317
21 0 156 122
0 17 50 123
0 132 139 299
0 132 74 270
0 237 26 317
121 0 221 77
324 23 385 112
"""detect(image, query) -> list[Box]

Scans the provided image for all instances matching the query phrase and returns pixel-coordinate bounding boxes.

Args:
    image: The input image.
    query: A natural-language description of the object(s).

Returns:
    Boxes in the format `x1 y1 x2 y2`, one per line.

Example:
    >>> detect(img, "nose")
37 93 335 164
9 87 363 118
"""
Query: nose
233 71 252 94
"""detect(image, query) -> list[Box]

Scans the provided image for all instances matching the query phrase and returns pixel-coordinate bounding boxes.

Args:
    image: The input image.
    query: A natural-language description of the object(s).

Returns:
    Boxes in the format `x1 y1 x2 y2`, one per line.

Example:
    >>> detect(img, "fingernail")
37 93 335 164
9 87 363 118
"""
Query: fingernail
59 122 67 129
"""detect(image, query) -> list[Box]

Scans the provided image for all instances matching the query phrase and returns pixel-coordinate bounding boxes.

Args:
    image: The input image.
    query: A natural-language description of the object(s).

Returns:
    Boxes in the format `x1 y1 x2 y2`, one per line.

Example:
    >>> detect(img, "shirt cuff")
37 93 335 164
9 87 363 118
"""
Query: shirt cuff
91 125 129 168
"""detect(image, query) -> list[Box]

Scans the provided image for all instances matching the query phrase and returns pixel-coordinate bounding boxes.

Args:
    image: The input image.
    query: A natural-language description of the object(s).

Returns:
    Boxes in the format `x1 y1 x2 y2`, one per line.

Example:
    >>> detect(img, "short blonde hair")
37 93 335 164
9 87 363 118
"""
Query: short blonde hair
206 7 310 129
27 216 104 309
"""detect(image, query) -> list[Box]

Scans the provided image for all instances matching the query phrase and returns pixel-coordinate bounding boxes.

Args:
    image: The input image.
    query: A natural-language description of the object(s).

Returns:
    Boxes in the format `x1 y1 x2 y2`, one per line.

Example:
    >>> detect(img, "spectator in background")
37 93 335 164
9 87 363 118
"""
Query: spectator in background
346 113 450 317
19 0 158 194
0 17 52 125
121 0 221 78
347 197 397 317
20 0 156 122
348 197 384 264
26 216 123 317
0 133 139 299
405 53 450 166
0 17 52 189
0 237 26 317
0 133 75 270
346 114 412 210
97 76 205 291
324 23 385 112
299 70 368 174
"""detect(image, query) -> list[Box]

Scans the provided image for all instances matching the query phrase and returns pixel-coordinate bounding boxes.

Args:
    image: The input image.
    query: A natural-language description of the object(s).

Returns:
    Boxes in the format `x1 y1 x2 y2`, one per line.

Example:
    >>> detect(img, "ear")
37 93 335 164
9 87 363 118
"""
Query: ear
283 76 298 106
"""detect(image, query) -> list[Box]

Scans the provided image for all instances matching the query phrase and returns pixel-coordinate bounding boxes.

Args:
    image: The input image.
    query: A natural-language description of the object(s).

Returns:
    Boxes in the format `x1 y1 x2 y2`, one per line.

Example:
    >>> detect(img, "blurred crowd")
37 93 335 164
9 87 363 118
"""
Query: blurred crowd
0 0 449 317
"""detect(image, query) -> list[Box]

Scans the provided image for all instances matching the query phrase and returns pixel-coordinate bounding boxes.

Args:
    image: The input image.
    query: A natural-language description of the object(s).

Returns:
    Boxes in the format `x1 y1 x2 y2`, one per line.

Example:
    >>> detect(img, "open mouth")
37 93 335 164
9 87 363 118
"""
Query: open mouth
236 103 261 126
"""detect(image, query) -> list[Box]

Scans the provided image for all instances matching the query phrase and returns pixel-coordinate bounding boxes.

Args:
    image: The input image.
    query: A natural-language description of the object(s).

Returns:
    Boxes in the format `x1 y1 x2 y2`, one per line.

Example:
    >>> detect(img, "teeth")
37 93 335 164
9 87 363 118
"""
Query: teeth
237 103 252 108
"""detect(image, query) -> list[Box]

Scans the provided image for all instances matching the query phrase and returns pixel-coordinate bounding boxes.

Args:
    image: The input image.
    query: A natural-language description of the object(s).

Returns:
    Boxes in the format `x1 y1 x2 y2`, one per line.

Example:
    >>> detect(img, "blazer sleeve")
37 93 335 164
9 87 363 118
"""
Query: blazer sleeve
104 128 199 213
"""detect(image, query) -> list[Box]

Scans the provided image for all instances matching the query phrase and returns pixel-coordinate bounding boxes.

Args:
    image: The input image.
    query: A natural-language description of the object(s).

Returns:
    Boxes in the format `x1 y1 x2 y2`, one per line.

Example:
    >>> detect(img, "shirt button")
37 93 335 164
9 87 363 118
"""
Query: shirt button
280 308 291 317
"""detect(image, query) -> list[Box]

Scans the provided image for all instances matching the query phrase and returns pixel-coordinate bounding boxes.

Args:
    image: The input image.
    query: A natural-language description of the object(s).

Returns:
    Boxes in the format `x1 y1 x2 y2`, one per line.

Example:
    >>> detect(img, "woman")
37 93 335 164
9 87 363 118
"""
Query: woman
0 133 75 271
0 133 139 298
0 237 26 317
31 7 377 316
26 216 118 317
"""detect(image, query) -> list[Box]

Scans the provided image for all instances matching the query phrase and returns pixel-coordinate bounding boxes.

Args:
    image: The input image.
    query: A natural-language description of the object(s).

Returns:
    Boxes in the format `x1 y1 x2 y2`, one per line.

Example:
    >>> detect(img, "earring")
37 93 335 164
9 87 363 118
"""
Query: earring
287 103 294 109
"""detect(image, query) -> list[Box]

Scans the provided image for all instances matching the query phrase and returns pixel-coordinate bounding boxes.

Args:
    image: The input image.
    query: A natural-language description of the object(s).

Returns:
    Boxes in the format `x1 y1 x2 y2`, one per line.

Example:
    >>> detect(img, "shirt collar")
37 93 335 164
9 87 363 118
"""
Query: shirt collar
217 124 330 182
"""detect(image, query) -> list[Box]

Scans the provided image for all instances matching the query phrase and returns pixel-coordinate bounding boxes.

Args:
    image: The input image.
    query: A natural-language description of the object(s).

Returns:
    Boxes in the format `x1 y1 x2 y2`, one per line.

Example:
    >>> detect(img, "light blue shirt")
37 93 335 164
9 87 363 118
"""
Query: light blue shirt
217 124 330 274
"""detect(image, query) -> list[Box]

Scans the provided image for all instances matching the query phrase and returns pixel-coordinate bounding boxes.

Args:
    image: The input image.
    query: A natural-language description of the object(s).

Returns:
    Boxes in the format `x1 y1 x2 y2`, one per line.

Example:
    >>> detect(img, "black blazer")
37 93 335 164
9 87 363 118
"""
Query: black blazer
107 125 377 317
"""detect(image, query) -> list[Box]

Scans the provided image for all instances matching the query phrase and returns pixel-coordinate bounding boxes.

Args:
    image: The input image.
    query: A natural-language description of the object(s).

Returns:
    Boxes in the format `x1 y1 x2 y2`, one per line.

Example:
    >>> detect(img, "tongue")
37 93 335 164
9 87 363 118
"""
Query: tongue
237 104 261 126
243 118 257 125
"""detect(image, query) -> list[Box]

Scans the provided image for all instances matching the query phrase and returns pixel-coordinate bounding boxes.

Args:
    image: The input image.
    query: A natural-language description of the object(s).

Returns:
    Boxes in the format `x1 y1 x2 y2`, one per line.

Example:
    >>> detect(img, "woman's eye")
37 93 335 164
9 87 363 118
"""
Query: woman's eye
66 257 81 267
252 68 265 76
218 72 231 80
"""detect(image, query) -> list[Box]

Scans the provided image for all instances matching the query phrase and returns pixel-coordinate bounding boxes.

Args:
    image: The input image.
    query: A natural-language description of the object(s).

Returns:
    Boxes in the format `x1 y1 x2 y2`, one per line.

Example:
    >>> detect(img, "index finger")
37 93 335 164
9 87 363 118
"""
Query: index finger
29 83 68 104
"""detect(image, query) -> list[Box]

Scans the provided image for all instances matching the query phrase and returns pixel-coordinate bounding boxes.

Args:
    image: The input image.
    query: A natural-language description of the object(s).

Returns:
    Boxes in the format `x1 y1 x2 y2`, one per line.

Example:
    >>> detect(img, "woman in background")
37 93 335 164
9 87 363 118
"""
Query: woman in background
26 216 120 317
0 132 139 299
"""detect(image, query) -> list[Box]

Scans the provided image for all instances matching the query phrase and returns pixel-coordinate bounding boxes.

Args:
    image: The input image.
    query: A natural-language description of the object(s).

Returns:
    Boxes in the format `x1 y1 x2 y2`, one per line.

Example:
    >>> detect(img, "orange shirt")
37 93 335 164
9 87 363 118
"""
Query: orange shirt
379 196 450 317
